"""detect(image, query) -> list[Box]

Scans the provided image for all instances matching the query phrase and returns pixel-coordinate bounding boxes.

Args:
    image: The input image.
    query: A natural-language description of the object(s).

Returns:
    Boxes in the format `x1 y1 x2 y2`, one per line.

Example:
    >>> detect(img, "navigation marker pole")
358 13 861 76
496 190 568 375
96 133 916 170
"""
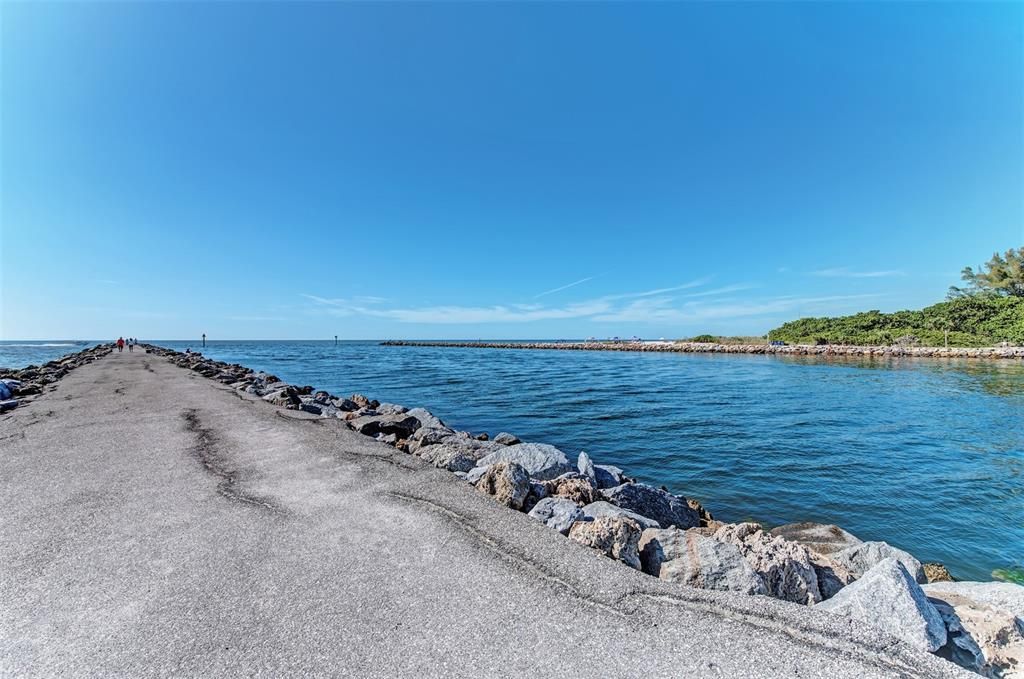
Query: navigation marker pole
202 333 206 348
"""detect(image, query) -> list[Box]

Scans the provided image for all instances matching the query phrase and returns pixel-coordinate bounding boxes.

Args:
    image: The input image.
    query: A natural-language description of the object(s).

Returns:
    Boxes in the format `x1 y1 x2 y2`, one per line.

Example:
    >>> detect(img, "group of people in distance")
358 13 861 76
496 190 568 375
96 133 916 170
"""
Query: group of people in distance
116 337 138 353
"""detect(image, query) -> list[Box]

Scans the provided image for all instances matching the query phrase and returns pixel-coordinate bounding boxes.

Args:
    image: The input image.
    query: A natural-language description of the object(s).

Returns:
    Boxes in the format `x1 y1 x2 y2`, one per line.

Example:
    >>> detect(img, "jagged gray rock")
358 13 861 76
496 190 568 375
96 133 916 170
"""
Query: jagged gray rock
568 516 642 570
713 523 822 605
581 501 660 530
577 451 596 483
832 541 926 584
817 558 947 652
602 483 700 530
639 528 766 595
475 442 572 481
527 497 583 535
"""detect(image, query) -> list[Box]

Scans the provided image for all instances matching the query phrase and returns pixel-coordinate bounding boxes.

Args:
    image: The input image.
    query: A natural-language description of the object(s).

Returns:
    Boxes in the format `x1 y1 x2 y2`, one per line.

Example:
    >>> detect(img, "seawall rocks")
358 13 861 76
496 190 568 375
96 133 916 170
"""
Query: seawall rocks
381 340 1024 360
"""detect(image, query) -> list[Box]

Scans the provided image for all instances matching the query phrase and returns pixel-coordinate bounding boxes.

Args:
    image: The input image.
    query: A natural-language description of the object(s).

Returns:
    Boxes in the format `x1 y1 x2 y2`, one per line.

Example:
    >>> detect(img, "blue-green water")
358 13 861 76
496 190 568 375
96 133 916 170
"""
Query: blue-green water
3 339 1022 582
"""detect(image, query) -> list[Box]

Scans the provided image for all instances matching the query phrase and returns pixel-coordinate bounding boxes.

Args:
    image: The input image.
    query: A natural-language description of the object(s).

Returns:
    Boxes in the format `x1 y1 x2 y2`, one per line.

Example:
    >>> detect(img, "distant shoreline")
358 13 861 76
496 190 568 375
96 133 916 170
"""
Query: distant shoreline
381 340 1024 360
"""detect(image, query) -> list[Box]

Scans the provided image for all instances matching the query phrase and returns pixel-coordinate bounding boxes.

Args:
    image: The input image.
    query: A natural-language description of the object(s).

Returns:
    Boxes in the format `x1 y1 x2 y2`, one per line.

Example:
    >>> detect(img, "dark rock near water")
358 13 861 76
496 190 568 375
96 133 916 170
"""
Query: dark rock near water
602 483 700 530
348 413 422 438
492 432 520 446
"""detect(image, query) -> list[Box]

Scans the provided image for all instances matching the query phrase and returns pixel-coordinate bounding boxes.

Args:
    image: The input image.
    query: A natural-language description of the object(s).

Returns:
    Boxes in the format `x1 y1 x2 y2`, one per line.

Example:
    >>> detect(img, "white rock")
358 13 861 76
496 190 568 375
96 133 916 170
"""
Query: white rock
817 558 947 652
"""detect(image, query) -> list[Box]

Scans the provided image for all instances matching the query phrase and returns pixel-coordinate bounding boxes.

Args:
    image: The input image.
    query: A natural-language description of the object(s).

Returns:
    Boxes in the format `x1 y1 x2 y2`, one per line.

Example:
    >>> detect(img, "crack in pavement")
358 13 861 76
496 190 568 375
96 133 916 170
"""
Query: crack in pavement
181 408 286 515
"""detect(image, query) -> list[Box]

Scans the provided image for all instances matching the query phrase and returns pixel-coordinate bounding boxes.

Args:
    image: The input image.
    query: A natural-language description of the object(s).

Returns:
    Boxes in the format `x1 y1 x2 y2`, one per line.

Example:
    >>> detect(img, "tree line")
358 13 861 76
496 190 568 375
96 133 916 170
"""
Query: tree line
767 248 1024 347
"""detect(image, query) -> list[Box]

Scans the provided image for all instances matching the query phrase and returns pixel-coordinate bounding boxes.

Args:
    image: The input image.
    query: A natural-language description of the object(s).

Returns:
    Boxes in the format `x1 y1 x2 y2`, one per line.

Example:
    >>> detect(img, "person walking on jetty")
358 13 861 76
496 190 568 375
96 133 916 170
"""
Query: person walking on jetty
116 337 125 352
128 338 134 353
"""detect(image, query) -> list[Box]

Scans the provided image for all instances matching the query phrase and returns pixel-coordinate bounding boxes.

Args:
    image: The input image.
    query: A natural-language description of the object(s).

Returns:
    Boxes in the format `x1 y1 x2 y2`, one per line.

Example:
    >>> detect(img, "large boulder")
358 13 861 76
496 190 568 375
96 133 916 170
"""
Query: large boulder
817 558 947 653
474 461 530 510
638 528 766 595
568 516 642 570
348 413 422 438
923 581 1024 678
581 501 660 530
832 541 926 584
475 443 572 481
768 522 862 556
713 523 822 605
527 497 583 535
602 483 700 530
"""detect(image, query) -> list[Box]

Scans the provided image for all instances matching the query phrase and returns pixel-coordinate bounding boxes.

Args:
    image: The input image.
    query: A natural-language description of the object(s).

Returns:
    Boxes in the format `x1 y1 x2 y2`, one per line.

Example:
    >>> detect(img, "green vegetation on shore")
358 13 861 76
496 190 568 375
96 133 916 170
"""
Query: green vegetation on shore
767 295 1024 347
767 248 1024 347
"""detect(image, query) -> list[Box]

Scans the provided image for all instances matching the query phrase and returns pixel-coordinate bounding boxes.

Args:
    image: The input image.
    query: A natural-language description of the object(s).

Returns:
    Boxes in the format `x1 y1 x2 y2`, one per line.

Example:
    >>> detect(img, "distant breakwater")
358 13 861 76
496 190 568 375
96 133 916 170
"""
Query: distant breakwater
381 340 1024 360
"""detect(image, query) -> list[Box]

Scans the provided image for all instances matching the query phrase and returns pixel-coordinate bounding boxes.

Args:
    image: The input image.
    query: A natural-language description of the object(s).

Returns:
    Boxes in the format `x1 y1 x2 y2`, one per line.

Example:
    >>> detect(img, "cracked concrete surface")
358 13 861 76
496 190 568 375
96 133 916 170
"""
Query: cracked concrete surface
0 349 967 677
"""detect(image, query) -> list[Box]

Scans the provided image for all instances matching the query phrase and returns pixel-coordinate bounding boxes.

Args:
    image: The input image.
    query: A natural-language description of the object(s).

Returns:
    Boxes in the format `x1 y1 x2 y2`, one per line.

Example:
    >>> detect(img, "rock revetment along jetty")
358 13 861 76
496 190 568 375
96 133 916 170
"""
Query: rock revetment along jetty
3 344 1020 677
381 340 1024 360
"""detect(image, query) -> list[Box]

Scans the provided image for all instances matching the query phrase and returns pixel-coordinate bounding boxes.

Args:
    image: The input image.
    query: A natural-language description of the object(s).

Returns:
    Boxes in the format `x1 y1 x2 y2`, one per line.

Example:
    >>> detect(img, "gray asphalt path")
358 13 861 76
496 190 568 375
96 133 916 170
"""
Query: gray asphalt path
0 349 965 678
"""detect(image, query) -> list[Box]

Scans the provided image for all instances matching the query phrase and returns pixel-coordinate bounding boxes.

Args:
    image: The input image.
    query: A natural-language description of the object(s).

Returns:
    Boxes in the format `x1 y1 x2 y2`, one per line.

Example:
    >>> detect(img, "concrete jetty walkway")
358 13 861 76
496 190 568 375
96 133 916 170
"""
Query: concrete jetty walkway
0 349 965 677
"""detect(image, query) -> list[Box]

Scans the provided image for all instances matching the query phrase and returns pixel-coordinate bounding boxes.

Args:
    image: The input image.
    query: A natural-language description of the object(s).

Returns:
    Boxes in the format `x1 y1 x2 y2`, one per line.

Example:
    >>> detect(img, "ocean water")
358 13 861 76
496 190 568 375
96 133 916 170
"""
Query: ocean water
4 339 1023 582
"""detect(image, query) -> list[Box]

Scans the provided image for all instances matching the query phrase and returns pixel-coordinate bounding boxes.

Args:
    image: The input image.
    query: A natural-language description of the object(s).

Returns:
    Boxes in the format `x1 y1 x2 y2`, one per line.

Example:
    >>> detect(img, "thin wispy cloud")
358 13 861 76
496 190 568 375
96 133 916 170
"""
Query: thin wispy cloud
301 282 882 326
534 276 595 298
811 267 906 278
605 277 712 300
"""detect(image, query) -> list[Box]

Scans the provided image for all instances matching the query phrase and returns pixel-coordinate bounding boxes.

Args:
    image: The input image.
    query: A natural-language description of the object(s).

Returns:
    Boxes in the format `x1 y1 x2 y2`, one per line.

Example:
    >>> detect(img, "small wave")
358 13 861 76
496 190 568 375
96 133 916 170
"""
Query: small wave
2 342 80 347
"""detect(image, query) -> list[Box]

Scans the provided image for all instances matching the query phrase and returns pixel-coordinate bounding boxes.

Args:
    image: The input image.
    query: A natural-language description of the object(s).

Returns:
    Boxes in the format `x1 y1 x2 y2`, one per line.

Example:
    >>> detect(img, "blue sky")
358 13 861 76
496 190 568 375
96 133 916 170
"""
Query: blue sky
2 1 1021 340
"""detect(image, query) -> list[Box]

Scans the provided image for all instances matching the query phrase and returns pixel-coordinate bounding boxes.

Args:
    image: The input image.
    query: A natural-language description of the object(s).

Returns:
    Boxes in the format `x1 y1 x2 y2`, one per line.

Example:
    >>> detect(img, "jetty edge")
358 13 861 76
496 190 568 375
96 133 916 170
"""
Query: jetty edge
380 340 1024 359
0 346 1003 677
